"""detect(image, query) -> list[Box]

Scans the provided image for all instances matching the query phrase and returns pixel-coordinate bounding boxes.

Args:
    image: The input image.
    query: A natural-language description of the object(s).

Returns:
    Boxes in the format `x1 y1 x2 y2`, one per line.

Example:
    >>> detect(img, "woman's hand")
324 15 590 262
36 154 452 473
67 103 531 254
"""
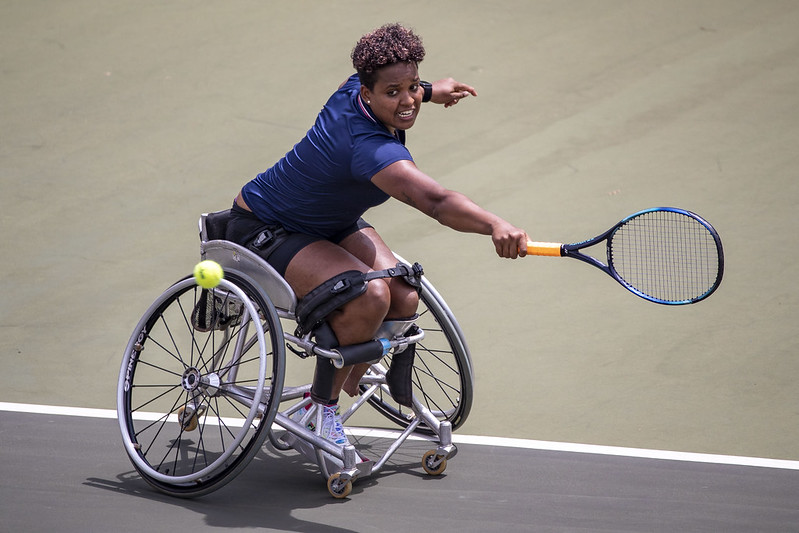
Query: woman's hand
491 221 529 259
430 78 478 108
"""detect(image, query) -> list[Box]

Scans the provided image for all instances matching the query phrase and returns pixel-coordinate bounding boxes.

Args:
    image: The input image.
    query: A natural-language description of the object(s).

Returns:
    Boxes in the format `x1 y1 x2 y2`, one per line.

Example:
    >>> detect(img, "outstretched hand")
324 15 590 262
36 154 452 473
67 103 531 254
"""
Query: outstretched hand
430 78 478 108
492 221 529 259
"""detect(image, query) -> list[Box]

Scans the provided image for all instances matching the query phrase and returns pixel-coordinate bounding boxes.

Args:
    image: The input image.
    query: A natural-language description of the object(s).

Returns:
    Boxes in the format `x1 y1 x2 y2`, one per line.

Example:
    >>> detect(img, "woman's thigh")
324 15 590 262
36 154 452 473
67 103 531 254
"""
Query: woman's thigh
283 239 370 299
284 227 418 319
284 236 392 344
284 226 394 293
339 227 420 319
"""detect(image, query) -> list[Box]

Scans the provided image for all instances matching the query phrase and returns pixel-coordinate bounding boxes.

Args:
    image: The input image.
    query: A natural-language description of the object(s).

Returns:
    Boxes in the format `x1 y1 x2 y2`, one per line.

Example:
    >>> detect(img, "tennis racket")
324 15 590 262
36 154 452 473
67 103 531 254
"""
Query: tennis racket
526 207 724 305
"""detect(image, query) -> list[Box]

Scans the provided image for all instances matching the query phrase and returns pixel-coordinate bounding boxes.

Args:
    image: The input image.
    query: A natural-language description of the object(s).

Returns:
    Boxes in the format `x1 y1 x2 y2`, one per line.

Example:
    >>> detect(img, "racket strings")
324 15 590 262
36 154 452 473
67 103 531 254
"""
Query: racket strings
609 211 720 303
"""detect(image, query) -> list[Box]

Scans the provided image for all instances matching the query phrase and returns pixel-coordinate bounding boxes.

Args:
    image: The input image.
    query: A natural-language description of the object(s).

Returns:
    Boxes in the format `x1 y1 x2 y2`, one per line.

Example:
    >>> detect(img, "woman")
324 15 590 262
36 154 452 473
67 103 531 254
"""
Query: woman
227 23 529 447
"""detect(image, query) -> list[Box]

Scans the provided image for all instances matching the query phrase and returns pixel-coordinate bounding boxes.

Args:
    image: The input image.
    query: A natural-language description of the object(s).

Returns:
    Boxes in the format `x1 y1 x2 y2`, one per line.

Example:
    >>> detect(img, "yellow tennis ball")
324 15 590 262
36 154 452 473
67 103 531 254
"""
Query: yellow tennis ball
193 260 223 289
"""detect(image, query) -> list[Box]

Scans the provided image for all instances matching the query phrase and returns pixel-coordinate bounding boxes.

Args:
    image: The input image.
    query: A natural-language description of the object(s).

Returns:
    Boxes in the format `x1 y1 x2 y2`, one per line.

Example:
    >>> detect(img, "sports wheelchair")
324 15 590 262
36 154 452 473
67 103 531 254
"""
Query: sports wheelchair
116 210 474 498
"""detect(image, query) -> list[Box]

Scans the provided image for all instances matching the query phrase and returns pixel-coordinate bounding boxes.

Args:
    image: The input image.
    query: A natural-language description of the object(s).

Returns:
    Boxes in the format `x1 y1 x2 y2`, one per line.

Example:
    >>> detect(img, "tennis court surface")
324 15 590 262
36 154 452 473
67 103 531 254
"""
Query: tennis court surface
2 1 798 530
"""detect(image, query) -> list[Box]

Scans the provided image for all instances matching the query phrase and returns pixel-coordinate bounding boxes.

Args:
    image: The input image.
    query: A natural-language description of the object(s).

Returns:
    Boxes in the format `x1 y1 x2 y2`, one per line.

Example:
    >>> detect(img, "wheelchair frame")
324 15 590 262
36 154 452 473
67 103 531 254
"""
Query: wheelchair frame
116 210 474 498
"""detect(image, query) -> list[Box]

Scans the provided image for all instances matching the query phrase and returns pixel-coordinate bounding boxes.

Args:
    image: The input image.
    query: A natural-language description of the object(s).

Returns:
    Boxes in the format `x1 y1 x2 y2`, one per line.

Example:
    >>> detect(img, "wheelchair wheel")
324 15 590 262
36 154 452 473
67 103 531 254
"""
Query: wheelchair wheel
117 271 285 497
362 274 474 434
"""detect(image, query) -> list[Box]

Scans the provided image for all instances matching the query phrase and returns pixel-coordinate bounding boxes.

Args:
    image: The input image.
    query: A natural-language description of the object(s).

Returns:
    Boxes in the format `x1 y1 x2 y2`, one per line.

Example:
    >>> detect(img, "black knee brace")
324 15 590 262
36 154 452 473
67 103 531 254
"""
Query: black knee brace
309 322 340 405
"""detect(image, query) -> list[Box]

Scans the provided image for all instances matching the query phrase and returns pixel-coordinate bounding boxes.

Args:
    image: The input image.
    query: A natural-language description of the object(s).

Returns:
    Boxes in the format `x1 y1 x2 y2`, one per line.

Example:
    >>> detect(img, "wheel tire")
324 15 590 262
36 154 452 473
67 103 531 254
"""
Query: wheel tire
327 473 353 499
422 450 448 476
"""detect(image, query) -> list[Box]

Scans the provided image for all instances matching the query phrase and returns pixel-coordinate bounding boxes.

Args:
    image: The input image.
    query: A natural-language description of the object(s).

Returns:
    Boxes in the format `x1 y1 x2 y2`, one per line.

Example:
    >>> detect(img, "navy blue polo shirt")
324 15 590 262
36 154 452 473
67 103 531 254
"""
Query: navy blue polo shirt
241 74 413 239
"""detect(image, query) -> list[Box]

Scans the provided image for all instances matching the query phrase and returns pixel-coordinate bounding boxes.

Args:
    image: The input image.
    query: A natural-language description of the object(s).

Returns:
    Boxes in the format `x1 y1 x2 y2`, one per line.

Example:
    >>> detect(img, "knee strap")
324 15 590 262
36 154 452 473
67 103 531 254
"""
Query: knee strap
295 262 424 336
364 262 424 291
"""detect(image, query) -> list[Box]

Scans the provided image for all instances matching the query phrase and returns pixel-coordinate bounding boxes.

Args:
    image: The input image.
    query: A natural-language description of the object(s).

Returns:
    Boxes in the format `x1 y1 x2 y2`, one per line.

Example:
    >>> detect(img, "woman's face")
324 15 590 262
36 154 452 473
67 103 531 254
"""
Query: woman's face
361 62 423 134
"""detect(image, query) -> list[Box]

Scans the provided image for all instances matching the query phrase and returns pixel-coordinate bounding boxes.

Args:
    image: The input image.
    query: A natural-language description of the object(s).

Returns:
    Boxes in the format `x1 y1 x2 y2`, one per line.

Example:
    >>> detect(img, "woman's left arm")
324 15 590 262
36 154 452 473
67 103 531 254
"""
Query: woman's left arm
372 160 528 258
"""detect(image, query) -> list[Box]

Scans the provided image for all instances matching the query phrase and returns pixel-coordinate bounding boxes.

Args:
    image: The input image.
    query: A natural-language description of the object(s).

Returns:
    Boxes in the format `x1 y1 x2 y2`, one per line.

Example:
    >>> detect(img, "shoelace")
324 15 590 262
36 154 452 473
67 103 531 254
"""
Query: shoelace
322 407 347 444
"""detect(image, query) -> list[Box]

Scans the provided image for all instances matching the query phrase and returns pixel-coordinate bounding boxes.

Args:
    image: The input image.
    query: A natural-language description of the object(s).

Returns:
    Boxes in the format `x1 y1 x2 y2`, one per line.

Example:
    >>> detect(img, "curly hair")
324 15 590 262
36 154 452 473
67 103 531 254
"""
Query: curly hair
351 23 426 89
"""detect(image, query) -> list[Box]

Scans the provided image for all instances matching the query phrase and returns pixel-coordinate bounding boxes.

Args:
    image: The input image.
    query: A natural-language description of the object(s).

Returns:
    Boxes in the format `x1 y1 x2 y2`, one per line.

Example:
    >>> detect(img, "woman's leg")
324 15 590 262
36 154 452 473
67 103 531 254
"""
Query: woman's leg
284 226 420 401
337 226 420 318
335 227 421 396
283 236 391 408
285 238 391 345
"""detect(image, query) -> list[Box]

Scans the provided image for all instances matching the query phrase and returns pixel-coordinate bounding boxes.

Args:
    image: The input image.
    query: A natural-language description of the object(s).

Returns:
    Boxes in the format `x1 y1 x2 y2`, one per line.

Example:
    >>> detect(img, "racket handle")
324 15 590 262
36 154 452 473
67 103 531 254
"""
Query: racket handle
526 241 563 257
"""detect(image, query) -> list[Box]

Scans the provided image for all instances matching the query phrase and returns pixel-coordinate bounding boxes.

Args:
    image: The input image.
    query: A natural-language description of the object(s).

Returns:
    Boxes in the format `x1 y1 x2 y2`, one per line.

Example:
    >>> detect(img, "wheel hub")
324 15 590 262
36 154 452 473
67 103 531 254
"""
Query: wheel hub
181 367 221 396
182 368 201 391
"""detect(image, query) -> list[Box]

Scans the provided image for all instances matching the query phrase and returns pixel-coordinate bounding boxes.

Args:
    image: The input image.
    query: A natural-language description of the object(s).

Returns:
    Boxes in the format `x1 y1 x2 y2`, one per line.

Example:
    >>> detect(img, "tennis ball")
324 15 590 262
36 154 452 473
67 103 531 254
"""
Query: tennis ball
193 260 224 289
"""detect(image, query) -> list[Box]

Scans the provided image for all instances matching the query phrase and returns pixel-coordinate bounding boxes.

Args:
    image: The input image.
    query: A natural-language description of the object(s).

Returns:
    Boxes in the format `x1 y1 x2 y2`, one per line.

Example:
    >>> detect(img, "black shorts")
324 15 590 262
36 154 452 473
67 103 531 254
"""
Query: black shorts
226 204 372 277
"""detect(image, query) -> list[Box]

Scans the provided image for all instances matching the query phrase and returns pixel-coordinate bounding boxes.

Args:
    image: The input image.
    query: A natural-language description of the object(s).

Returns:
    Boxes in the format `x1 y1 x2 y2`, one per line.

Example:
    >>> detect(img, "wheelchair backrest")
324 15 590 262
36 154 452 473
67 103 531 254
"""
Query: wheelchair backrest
199 210 298 317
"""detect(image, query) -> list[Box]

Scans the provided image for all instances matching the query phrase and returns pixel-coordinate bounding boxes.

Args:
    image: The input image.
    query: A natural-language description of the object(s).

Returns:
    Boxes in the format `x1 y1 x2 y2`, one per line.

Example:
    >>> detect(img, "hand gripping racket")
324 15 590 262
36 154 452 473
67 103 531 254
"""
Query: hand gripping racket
526 207 724 305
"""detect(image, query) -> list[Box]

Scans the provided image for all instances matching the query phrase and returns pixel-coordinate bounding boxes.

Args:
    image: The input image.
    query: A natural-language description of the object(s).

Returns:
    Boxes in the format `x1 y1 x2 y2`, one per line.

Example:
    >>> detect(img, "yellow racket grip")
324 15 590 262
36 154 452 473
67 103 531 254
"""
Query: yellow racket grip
526 241 563 257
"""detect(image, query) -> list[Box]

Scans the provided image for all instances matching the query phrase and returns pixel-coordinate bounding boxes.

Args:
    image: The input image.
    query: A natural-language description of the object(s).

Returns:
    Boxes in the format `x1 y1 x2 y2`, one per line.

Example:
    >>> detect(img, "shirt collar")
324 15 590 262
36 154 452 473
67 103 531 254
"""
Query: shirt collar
356 94 378 124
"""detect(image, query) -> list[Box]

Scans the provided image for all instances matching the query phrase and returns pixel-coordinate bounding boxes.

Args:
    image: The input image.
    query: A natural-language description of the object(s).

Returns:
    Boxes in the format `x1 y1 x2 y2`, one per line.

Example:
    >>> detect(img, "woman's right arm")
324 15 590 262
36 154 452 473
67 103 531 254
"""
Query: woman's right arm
372 160 528 258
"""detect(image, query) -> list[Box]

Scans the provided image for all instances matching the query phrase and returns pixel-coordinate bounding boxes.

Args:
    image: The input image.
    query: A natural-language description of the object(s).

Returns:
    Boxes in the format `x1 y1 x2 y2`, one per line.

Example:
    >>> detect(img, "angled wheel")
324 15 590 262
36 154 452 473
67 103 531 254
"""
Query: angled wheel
362 265 474 434
117 271 285 497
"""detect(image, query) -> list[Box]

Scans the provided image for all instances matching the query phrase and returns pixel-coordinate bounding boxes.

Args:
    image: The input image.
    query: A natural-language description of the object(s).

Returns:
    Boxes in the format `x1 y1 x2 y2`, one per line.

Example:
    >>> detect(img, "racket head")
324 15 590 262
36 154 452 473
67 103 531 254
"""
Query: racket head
605 207 724 305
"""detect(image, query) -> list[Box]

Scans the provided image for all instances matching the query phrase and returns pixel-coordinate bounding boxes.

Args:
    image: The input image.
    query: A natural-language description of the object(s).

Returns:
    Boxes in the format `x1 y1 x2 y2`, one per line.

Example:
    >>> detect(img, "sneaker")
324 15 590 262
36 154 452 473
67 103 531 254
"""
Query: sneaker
319 404 350 446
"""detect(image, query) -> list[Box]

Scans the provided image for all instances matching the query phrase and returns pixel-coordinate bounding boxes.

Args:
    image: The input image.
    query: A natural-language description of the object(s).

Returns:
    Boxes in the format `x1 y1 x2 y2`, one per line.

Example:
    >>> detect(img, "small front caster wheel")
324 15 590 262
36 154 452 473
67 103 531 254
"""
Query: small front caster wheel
327 473 353 499
422 450 447 476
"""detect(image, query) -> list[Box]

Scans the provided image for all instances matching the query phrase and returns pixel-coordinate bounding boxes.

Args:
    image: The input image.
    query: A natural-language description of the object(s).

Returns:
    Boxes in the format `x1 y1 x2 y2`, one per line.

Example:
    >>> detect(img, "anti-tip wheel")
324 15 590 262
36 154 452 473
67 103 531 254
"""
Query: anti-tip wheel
422 450 447 476
327 472 353 499
176 405 199 432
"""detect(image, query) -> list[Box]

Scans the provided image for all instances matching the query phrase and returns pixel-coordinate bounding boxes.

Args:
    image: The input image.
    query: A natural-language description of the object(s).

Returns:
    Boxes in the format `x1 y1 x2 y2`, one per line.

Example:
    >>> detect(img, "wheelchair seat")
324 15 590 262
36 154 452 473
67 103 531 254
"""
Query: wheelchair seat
203 209 231 241
199 210 298 317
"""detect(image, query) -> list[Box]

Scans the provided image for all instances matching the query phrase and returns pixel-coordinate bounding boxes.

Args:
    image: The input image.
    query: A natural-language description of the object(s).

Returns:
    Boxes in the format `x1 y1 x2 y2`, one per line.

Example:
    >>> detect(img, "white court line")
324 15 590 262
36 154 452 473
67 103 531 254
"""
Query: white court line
3 401 799 471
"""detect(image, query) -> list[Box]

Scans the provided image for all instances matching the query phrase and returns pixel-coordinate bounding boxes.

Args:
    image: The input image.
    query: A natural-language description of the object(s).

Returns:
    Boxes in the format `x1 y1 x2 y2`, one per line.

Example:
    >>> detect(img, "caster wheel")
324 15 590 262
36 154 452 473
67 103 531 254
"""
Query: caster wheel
327 473 353 499
422 450 447 476
177 405 199 432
